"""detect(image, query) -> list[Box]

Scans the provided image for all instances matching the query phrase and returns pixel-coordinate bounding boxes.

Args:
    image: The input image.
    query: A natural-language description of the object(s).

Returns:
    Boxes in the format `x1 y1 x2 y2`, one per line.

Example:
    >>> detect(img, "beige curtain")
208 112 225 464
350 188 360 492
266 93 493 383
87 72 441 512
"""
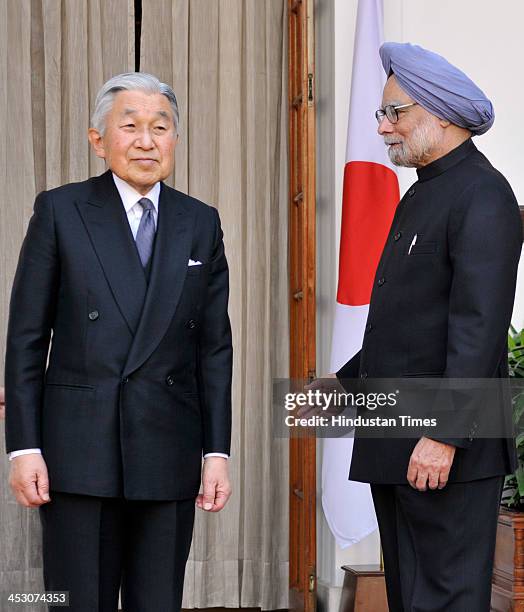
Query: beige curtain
0 0 133 599
1 1 289 607
140 1 289 608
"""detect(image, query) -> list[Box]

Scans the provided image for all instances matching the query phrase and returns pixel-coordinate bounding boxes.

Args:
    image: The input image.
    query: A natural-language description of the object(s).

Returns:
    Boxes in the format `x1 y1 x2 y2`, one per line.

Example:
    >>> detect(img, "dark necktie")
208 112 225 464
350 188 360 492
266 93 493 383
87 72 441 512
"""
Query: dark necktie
136 198 156 269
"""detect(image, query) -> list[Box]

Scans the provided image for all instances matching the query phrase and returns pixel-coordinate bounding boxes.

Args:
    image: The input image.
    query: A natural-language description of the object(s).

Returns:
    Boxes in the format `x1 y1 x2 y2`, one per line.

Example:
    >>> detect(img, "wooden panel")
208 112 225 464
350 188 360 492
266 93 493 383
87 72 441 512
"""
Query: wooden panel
491 509 524 610
340 565 389 612
288 0 317 610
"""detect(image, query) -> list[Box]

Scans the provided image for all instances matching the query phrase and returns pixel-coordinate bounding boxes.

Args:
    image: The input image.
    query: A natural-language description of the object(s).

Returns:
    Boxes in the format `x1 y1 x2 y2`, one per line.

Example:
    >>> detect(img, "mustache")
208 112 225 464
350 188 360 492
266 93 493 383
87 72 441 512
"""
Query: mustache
384 137 403 145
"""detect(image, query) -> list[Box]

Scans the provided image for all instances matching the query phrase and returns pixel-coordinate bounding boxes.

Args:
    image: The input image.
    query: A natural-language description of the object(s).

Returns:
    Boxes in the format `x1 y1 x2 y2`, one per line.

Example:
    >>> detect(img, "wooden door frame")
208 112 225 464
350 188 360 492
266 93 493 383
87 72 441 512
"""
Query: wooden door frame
288 0 317 610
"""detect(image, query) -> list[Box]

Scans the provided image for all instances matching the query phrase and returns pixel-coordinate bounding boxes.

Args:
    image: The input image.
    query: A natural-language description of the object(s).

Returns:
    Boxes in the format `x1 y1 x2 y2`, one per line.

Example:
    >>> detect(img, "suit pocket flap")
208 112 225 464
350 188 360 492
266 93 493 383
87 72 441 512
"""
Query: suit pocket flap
45 382 95 391
409 242 437 255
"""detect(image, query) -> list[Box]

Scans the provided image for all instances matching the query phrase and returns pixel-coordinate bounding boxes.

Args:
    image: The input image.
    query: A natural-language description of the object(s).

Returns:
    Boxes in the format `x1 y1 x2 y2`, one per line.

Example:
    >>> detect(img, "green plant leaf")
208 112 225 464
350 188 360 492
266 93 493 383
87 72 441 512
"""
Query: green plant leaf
505 328 524 507
516 431 524 449
516 465 524 497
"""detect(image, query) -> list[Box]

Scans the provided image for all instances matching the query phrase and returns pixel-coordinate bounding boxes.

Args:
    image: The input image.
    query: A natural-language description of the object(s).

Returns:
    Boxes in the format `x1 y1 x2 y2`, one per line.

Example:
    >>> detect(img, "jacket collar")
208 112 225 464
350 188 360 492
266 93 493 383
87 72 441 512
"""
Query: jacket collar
76 170 195 376
416 138 477 183
123 179 195 377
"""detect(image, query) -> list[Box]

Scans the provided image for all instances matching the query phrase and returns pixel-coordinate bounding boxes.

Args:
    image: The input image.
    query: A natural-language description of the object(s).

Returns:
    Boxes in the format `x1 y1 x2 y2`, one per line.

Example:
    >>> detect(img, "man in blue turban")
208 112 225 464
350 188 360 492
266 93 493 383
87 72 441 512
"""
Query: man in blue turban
380 42 494 135
336 43 522 610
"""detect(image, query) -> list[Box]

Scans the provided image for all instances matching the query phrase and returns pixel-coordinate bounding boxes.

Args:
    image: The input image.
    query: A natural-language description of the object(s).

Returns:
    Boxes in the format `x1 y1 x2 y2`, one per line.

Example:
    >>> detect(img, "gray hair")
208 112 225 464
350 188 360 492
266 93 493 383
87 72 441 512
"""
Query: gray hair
91 72 179 135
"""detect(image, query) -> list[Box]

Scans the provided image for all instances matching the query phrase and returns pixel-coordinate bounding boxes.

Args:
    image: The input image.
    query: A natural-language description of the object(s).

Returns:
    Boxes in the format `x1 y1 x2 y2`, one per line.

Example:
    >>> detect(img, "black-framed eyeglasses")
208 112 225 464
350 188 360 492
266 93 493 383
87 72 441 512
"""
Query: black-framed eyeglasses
375 102 418 124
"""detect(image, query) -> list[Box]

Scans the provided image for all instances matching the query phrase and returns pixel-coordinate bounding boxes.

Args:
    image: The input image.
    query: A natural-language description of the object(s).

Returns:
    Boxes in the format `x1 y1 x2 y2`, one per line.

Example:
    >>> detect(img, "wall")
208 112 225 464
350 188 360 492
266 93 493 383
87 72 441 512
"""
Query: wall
316 0 524 608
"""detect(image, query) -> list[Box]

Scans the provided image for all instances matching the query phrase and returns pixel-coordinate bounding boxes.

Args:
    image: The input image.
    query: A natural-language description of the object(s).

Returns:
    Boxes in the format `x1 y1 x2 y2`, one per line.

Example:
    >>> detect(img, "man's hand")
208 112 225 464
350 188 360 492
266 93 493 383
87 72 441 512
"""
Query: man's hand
300 373 343 417
9 454 51 507
196 457 231 512
0 386 5 420
407 437 456 491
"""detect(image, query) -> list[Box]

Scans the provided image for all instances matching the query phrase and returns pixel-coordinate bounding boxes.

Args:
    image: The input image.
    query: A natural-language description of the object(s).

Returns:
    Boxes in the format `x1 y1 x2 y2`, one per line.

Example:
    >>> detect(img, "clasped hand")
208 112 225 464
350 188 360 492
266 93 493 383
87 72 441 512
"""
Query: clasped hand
407 436 456 491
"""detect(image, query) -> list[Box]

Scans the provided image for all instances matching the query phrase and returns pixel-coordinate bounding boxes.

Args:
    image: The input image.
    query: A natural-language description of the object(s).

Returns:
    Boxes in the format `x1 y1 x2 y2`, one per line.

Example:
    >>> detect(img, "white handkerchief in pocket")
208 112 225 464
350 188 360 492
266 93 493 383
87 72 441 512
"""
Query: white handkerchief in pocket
188 259 202 266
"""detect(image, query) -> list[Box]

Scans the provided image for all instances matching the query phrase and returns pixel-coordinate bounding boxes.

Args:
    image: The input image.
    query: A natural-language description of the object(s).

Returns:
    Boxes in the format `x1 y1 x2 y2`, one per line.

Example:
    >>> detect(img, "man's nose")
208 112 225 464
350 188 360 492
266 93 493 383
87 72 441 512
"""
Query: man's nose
135 129 154 149
377 117 394 135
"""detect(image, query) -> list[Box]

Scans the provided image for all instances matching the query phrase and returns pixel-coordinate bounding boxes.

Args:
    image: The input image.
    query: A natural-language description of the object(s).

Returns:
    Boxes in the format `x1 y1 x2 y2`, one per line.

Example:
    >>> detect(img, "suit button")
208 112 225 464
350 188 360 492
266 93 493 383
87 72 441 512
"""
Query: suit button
88 310 99 321
408 187 416 197
166 375 175 386
187 319 197 329
365 323 373 333
377 277 386 287
394 232 402 241
122 377 129 384
360 371 368 379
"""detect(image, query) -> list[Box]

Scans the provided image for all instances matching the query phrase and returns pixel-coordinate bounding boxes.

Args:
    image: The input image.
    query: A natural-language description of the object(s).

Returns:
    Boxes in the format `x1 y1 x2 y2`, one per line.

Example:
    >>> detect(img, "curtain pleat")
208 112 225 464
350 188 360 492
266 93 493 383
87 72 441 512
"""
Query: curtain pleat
0 1 132 600
1 1 288 607
140 1 289 608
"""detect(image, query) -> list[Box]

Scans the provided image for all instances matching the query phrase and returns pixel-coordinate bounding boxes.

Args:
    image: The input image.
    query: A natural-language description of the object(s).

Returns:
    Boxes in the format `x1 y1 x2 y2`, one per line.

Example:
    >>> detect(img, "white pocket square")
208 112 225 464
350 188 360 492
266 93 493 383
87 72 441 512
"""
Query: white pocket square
188 259 202 266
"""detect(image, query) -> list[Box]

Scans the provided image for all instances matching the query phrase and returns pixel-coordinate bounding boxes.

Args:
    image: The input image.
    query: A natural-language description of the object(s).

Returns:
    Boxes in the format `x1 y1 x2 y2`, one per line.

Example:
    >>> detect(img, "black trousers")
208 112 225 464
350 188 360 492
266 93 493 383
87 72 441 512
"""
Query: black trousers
39 492 195 612
371 476 504 612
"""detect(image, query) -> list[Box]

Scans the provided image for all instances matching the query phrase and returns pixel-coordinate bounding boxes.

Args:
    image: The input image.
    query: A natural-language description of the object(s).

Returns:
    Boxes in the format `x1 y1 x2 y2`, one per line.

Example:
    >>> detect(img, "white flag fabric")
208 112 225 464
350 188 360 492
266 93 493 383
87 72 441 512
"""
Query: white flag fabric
322 0 400 548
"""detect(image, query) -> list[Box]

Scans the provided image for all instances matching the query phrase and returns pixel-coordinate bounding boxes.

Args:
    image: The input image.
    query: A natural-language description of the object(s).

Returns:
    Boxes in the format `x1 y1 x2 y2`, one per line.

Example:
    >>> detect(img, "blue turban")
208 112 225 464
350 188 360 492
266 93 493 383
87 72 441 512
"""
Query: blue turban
379 42 494 135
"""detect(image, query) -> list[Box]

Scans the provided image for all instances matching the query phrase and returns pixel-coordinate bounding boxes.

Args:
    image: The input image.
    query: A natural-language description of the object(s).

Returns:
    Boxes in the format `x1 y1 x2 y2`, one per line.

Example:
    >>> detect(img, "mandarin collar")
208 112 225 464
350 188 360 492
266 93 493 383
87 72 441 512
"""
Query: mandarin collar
416 138 476 183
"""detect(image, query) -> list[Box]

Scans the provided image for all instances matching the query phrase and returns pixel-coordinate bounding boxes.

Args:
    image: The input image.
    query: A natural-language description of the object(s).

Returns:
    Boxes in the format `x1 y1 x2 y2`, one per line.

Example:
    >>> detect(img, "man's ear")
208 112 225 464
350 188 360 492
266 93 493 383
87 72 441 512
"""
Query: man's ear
88 128 106 159
439 118 451 128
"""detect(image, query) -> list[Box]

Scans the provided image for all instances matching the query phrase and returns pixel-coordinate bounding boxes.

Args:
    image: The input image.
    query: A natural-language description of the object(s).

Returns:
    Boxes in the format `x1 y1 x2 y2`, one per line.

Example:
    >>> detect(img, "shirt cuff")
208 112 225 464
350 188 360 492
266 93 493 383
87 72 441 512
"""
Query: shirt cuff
9 448 42 461
203 452 229 459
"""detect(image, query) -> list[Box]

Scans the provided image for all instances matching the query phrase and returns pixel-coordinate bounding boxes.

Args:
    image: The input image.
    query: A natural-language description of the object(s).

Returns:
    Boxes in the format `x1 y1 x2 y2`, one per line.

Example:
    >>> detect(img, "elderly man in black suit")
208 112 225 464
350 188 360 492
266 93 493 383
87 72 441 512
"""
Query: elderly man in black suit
5 72 232 611
336 44 522 611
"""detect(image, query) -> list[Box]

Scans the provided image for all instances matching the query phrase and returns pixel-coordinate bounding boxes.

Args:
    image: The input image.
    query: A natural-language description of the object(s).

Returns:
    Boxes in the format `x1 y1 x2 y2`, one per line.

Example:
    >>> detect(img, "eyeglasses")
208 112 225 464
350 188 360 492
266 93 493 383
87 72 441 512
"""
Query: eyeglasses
375 102 418 124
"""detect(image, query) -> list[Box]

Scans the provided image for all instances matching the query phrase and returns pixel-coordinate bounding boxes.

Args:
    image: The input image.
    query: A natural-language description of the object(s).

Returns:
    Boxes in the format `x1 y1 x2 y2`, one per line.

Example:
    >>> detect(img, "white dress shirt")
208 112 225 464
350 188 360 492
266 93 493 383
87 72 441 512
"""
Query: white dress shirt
112 173 160 238
9 174 227 461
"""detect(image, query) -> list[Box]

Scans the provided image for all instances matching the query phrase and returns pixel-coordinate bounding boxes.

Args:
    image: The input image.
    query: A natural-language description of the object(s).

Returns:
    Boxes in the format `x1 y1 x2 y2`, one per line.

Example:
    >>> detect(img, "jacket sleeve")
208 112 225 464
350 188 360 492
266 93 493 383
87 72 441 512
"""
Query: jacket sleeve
5 191 59 453
429 180 522 449
197 208 233 455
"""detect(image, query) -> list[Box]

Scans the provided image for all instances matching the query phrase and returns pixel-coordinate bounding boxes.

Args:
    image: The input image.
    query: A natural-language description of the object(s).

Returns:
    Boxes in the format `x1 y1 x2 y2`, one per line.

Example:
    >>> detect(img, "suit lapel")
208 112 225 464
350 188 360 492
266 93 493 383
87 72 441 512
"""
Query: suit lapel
75 170 147 335
123 183 195 377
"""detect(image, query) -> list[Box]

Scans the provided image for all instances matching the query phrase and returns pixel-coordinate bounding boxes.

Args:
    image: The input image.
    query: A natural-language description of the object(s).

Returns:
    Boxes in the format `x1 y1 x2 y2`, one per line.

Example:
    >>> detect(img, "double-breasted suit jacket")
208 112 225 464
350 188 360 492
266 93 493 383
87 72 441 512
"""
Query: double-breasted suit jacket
5 170 232 500
337 139 522 485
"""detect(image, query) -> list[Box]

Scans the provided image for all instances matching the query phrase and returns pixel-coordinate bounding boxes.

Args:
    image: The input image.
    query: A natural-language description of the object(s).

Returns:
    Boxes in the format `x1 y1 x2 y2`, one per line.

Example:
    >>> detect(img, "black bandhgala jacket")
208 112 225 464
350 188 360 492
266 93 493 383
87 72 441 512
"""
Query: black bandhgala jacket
337 138 522 484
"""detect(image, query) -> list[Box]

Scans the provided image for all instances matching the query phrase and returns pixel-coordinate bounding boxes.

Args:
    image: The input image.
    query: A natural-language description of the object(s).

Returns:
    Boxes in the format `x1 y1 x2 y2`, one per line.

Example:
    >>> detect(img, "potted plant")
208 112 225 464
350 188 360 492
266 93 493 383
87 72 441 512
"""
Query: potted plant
492 325 524 611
